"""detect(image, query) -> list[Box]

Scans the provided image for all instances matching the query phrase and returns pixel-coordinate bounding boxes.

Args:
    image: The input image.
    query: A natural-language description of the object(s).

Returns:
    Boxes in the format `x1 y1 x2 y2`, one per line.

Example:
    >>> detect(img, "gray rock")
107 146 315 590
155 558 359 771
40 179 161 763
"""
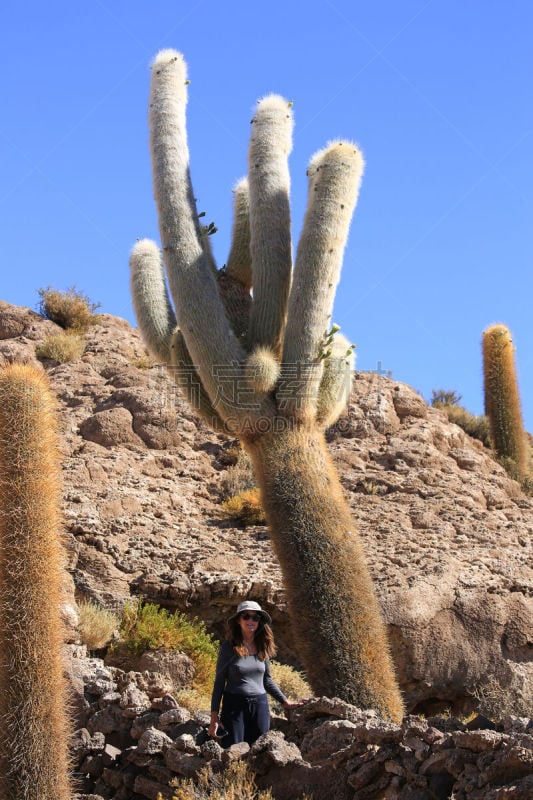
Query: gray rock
158 707 192 728
163 748 205 777
137 727 174 755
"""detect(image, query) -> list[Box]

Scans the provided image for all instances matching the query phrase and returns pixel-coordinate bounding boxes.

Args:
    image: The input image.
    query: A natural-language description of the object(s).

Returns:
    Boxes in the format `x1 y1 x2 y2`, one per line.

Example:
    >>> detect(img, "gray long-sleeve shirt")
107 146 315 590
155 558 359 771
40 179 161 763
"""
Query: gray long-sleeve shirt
210 640 287 713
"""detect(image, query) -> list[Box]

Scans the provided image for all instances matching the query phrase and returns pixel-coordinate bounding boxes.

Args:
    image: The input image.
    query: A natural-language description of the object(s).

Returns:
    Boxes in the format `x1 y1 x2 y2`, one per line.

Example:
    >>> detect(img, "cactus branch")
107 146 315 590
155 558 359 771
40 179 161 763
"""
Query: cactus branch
282 141 364 418
227 178 252 290
149 49 247 419
247 95 293 356
130 239 176 364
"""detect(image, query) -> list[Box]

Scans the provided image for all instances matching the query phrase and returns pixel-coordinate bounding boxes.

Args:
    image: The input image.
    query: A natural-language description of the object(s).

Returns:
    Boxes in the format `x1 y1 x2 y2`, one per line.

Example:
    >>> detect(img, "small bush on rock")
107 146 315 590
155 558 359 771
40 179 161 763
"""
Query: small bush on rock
77 600 119 651
221 488 265 526
37 286 100 331
36 331 86 363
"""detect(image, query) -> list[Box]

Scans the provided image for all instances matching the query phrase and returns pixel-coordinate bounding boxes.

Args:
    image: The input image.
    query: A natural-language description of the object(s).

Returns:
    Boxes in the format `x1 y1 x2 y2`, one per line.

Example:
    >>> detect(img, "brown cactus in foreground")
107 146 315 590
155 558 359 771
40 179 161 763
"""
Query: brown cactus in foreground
0 363 70 800
130 50 404 720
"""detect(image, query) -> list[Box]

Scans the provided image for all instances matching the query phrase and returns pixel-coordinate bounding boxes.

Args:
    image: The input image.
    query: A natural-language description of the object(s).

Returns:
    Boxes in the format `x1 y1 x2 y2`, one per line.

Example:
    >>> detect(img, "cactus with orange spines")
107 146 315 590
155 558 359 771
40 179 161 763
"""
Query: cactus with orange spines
482 323 527 477
130 50 403 720
0 363 70 800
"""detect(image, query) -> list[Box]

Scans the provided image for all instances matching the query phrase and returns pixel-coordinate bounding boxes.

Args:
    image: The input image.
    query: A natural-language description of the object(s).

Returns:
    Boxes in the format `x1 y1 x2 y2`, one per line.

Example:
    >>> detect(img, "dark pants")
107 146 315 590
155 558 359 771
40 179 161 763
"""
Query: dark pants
220 692 270 746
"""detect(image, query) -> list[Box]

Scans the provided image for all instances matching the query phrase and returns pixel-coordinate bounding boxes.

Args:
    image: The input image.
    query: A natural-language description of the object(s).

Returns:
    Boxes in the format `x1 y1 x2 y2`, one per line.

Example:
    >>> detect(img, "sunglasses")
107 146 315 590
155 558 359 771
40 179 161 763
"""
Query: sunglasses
241 613 261 621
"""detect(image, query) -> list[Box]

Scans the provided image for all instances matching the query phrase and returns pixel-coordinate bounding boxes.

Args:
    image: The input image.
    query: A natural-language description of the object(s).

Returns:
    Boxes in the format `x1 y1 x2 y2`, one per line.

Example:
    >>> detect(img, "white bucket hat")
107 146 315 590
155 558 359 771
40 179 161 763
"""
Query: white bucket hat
228 600 272 625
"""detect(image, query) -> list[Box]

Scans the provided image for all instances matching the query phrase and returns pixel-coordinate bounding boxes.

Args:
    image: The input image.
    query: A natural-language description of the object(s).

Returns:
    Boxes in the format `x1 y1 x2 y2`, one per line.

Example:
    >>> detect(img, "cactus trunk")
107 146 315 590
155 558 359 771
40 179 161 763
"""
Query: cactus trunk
0 364 70 800
246 425 404 722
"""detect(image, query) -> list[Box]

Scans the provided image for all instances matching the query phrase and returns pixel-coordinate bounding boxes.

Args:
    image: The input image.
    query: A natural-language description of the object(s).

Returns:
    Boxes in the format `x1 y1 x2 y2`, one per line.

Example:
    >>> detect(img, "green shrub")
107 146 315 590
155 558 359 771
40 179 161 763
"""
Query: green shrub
36 331 86 363
118 600 218 693
77 600 119 651
221 488 265 526
37 286 100 331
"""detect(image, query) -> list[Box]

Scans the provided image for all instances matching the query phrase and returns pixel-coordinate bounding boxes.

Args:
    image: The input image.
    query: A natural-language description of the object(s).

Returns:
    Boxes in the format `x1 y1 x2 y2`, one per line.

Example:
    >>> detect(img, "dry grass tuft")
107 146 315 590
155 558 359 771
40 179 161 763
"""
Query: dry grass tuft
220 449 257 497
175 687 212 715
269 661 311 713
77 600 119 651
36 331 86 363
168 761 273 800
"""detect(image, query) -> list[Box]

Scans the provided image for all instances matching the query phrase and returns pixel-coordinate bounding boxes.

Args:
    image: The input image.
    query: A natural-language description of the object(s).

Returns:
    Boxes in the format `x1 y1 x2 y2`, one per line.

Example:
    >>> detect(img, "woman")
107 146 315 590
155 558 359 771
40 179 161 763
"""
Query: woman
209 600 297 746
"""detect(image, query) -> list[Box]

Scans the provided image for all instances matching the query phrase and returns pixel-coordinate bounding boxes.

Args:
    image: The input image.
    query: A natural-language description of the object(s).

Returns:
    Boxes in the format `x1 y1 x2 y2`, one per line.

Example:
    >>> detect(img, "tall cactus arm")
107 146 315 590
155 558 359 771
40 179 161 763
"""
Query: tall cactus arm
282 142 364 419
316 332 356 429
247 95 293 356
130 239 241 430
227 178 252 290
130 239 177 364
149 50 247 419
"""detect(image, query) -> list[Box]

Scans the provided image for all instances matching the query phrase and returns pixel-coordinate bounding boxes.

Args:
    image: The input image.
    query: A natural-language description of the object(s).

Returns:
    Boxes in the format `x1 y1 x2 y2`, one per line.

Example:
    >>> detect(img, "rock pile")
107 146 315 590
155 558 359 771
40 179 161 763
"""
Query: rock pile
72 652 532 800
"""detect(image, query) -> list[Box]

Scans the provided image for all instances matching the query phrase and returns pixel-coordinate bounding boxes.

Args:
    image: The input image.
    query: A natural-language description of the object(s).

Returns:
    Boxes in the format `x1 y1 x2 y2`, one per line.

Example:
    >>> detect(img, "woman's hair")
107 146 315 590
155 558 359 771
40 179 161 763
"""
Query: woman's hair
229 614 277 661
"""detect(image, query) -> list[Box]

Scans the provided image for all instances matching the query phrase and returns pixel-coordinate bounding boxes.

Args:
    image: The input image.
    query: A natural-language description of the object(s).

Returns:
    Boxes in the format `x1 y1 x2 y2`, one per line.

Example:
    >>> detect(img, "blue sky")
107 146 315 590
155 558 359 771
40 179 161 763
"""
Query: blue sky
2 1 532 430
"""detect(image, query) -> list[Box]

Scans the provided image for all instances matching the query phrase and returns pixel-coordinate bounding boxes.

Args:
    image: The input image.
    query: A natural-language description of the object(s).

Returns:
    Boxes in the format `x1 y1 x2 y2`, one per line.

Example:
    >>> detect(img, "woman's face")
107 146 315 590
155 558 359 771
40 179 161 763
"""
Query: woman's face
238 611 261 638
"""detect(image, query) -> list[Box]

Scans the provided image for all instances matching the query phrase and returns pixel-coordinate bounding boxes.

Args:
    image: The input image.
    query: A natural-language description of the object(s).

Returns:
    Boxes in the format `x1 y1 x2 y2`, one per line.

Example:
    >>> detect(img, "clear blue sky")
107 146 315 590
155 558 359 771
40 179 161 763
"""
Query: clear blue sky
2 1 532 430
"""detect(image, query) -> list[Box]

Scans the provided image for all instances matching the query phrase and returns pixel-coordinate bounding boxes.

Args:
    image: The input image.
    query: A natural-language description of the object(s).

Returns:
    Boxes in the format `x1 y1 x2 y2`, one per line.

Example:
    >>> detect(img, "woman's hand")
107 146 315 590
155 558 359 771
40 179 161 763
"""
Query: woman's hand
209 712 221 739
283 698 308 712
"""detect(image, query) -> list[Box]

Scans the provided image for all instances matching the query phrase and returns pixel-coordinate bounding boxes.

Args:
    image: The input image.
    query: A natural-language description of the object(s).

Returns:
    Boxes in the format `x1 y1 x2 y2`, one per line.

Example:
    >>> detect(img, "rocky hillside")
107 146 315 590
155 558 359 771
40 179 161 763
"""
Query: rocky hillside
0 300 531 718
69 653 533 800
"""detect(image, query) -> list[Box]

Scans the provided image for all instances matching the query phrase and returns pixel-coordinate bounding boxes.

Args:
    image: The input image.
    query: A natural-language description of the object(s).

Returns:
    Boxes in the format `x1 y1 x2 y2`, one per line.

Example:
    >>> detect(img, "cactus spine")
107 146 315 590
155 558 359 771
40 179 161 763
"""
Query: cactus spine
482 323 527 476
0 363 70 800
130 50 403 721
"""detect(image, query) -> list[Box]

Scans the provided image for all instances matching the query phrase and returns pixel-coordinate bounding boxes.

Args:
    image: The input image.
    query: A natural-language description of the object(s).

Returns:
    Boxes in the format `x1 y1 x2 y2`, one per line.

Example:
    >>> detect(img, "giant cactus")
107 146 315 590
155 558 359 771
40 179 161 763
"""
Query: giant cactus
0 364 70 800
482 323 527 477
130 50 403 720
